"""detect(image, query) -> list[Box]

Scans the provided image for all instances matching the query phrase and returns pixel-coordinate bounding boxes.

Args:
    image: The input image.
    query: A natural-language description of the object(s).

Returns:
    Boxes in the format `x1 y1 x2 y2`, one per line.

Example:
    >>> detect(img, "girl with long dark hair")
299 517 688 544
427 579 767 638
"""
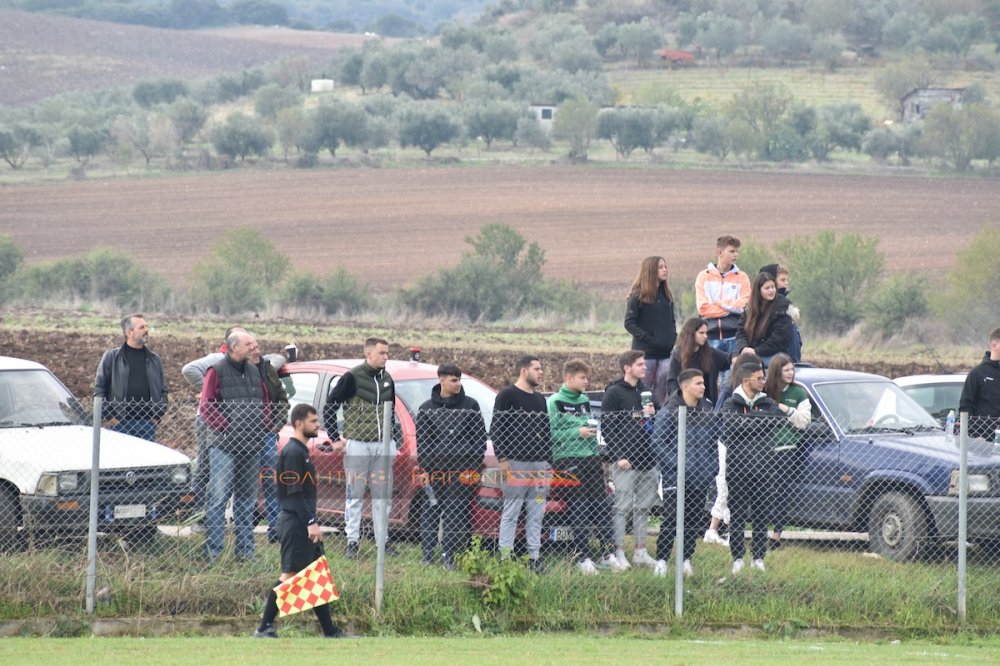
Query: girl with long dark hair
665 317 731 406
624 256 676 404
734 272 793 368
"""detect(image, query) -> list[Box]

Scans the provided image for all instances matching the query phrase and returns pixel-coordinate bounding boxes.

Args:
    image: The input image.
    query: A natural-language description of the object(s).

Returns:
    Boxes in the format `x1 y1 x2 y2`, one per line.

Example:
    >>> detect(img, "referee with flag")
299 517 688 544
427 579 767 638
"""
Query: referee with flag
256 404 347 638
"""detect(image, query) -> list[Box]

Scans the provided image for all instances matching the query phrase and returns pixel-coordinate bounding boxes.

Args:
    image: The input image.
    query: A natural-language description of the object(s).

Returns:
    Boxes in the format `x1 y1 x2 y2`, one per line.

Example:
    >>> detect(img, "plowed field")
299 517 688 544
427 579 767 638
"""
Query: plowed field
3 167 996 294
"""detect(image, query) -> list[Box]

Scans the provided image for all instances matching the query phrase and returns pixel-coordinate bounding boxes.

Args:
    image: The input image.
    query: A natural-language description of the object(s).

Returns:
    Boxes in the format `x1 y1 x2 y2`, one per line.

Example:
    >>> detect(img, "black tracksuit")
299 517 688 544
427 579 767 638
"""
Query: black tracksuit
654 391 719 562
720 389 781 562
415 385 487 559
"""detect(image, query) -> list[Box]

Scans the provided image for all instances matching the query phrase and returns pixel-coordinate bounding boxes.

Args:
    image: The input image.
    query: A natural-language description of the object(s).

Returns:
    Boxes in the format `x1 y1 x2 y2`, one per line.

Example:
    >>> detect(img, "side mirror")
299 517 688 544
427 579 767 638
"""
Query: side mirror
801 420 834 445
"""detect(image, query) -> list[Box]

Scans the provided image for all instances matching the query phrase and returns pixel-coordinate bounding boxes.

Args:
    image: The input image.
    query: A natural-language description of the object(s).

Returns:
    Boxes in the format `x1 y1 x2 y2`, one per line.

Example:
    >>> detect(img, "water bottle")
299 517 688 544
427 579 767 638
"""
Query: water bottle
993 428 1000 450
423 483 438 506
945 410 956 443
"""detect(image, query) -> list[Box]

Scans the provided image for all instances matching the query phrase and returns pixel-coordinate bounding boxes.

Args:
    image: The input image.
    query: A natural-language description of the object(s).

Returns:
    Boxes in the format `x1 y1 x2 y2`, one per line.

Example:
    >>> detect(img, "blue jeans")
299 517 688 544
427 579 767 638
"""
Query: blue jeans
112 419 156 442
259 433 279 540
205 447 258 560
643 357 671 407
709 337 735 397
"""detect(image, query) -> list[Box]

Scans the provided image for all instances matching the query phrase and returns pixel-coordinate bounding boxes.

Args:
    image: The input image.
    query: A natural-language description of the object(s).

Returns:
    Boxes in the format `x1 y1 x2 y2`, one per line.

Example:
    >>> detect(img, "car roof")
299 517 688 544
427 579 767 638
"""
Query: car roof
0 356 47 371
793 367 892 385
893 374 967 386
281 359 461 382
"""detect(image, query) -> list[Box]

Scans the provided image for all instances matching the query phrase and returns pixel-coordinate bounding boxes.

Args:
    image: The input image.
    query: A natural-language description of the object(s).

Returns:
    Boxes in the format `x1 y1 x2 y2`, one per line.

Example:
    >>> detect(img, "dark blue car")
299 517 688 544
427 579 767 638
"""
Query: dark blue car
784 368 1000 561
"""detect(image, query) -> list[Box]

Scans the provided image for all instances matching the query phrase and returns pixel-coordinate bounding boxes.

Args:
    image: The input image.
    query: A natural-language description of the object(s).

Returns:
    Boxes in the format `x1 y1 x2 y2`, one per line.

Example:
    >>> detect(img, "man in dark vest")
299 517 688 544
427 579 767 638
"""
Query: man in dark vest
94 313 167 442
200 329 271 561
324 337 396 559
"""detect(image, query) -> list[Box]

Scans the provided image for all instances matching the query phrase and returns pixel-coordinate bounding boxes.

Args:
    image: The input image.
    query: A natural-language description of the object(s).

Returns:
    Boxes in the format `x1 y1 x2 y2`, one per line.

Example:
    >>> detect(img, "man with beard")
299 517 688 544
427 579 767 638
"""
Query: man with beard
255 404 346 639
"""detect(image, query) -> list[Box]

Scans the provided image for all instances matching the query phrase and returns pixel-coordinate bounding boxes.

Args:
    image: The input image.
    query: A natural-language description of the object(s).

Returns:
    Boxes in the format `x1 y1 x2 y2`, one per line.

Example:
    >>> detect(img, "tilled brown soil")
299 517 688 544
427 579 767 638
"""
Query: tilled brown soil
3 167 996 295
0 328 968 404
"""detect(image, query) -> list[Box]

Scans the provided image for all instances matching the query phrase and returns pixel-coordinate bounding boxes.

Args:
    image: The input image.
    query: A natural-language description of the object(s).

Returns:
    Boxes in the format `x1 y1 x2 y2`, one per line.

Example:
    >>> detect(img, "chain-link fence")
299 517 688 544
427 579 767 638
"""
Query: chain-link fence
2 388 999 625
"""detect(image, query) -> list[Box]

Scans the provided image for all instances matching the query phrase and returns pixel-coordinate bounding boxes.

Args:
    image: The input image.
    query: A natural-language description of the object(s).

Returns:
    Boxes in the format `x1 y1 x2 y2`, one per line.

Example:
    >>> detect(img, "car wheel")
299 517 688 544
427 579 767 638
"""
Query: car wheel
0 489 25 552
868 491 928 561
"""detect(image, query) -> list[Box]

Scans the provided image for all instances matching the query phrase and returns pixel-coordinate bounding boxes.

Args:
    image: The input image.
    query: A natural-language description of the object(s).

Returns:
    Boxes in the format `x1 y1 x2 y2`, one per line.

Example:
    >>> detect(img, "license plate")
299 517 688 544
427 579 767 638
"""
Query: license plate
549 527 572 542
114 504 146 519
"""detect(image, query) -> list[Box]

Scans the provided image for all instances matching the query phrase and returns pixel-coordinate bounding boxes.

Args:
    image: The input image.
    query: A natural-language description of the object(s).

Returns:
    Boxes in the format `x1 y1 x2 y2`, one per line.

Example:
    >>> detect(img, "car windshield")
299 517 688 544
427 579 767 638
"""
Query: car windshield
814 380 940 434
393 377 495 432
0 369 85 427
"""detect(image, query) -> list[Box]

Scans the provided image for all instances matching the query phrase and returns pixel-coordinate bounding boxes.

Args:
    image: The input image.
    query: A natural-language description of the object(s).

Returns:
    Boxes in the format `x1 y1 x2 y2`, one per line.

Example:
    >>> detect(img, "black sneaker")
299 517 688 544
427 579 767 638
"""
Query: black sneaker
254 625 278 639
383 542 399 557
421 553 434 566
345 541 359 559
769 538 783 551
323 627 348 638
529 557 545 574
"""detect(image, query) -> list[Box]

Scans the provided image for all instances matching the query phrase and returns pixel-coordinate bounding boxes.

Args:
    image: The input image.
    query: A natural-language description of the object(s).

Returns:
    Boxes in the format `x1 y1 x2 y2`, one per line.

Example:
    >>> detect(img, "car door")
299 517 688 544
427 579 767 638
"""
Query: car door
312 372 347 517
789 383 861 528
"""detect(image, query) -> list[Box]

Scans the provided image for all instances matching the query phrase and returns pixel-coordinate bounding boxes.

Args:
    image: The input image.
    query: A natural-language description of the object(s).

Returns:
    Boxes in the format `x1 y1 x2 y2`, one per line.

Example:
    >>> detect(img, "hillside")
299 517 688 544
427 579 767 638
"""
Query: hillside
0 10 373 106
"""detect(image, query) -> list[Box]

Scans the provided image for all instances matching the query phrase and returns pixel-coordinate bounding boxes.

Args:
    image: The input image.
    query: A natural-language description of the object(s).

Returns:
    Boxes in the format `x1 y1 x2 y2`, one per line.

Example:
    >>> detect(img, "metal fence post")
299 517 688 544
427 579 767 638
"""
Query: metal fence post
85 397 102 615
675 405 686 617
958 411 969 624
374 401 392 615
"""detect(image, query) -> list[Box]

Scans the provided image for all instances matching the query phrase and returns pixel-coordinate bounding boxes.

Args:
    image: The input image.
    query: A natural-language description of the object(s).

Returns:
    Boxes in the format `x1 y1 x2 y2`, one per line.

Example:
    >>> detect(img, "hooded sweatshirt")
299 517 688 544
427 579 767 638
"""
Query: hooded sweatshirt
416 384 487 472
547 384 597 460
601 378 657 470
734 293 794 358
720 385 782 477
960 351 1000 438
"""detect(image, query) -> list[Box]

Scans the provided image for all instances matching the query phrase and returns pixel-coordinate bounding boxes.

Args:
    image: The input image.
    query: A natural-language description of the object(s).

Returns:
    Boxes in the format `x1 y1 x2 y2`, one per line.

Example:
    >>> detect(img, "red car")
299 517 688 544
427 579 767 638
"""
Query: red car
274 359 570 545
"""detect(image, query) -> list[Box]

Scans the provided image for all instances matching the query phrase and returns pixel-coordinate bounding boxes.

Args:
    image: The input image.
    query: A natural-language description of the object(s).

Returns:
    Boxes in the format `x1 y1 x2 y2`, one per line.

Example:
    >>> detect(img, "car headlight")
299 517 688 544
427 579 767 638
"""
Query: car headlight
171 466 189 485
949 471 990 495
37 472 79 496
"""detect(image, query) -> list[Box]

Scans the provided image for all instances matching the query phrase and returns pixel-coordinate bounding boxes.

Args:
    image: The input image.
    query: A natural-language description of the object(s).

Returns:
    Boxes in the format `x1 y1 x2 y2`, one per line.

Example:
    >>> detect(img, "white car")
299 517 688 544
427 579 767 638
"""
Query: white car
0 356 193 549
893 374 967 425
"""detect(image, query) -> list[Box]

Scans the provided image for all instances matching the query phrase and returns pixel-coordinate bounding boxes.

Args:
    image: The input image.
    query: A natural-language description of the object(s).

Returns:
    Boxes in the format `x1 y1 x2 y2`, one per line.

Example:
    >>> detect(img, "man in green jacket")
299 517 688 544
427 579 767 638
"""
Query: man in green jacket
548 359 624 575
324 337 396 559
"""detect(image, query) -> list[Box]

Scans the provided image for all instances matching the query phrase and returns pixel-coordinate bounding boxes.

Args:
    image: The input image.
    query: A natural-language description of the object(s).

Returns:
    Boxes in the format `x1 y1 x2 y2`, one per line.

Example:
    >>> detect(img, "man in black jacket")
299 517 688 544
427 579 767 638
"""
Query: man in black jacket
94 313 167 441
415 364 488 570
653 369 719 578
255 404 346 639
720 360 781 575
960 327 1000 439
602 350 659 569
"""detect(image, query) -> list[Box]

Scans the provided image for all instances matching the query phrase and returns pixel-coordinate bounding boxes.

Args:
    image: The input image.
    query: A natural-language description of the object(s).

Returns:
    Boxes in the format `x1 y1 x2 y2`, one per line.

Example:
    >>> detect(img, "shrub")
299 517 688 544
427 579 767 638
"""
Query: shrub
10 247 171 310
775 231 883 333
0 235 23 305
400 223 587 322
864 275 929 338
281 268 370 315
934 225 1000 342
190 228 289 314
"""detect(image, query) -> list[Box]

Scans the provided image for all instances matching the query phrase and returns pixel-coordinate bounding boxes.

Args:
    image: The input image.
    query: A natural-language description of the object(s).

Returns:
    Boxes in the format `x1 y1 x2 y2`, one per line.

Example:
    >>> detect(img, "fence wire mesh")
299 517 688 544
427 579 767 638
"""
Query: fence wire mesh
2 381 1000 624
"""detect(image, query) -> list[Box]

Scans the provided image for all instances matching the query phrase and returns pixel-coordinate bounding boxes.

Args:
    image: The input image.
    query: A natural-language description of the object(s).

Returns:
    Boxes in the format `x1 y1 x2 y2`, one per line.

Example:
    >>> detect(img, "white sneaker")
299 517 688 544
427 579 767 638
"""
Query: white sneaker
576 558 599 575
631 549 658 568
603 553 627 572
751 558 766 572
731 559 745 575
682 559 694 577
704 529 728 545
653 559 668 577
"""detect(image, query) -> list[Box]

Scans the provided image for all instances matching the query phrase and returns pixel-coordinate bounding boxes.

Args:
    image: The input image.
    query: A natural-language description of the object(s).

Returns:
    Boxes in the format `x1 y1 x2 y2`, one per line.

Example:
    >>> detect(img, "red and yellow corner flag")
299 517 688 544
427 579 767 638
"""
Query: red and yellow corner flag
273 555 340 617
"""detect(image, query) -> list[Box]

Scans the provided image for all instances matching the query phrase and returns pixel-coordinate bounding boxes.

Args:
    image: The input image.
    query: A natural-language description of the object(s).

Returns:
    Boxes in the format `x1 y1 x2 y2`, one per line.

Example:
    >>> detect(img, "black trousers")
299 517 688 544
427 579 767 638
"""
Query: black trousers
559 456 613 562
657 480 711 562
419 478 473 559
728 470 771 561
